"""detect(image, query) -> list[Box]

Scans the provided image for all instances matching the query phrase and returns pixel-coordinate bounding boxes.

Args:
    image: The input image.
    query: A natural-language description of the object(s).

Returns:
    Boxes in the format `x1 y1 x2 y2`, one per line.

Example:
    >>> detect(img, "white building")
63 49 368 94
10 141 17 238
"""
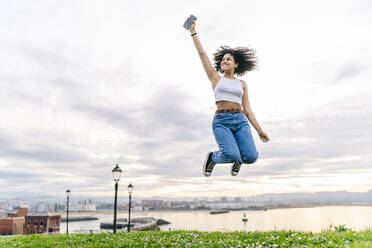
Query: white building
35 202 55 213
205 201 266 210
79 199 96 212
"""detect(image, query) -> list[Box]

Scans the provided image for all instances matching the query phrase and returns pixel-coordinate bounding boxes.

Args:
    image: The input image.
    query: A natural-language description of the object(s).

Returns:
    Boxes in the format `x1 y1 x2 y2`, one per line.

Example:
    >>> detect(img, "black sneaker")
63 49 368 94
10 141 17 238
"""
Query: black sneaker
203 152 216 177
231 162 242 176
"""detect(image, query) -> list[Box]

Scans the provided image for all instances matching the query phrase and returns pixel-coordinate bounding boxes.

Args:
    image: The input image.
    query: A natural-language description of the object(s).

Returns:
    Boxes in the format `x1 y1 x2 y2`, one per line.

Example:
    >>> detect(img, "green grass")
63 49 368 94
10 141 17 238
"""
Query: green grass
1 229 372 248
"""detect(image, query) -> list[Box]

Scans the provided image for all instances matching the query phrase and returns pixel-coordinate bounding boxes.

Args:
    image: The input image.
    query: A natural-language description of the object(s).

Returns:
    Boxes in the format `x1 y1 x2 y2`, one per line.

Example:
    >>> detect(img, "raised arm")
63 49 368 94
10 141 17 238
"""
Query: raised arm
186 20 220 87
241 81 270 142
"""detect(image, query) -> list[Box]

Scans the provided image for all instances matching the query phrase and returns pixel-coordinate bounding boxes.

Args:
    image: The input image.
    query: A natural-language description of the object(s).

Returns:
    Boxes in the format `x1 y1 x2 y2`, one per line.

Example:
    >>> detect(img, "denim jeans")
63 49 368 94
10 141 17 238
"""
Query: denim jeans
212 112 258 164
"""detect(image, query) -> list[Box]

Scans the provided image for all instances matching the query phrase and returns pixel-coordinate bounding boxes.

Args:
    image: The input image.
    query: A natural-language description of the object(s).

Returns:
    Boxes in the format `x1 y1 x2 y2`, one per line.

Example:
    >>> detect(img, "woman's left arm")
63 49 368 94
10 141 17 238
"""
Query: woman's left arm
241 80 270 142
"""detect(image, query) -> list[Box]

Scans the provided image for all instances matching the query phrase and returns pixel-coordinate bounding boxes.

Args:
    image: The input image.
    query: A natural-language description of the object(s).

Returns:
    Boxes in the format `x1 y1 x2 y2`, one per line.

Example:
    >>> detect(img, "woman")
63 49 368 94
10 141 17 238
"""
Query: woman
185 18 270 177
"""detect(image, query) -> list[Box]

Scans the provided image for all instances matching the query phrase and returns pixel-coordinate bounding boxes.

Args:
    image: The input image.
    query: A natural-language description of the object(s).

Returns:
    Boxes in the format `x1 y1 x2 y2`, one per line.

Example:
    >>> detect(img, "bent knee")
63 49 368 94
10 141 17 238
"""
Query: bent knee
242 152 258 164
221 150 241 162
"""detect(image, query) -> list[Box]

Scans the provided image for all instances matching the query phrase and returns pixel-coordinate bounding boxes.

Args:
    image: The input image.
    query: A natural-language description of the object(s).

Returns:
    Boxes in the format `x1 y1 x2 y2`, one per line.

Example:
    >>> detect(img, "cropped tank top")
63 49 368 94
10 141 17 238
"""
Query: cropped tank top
213 76 243 104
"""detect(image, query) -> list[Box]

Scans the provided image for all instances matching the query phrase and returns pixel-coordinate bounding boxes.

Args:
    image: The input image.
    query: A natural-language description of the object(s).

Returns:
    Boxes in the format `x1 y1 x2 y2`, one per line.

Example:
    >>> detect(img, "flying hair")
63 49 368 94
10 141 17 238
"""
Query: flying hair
213 46 258 76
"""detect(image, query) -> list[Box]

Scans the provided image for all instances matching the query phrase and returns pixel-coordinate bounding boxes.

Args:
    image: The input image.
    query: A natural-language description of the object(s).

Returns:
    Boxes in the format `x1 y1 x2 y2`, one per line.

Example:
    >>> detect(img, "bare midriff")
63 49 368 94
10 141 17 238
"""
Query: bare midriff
216 101 241 111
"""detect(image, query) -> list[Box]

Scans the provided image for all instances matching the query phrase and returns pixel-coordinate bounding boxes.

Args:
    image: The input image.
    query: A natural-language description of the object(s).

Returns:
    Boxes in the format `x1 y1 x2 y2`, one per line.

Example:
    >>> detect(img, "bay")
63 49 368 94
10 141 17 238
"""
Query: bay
59 206 372 234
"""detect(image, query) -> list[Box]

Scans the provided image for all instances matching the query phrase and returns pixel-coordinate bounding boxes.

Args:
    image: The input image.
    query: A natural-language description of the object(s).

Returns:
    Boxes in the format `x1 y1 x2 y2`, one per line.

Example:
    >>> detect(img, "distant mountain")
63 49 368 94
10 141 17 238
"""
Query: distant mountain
2 189 372 205
0 192 179 204
0 191 59 202
247 190 372 205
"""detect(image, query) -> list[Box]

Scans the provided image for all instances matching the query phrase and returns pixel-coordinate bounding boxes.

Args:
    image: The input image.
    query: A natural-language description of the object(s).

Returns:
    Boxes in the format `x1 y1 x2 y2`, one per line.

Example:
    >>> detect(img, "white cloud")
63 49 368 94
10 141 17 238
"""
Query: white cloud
0 0 371 198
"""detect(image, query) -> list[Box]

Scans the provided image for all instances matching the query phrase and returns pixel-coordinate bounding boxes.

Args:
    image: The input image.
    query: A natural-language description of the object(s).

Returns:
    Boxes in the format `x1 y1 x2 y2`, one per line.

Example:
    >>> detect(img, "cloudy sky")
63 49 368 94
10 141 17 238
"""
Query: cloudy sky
1 0 372 200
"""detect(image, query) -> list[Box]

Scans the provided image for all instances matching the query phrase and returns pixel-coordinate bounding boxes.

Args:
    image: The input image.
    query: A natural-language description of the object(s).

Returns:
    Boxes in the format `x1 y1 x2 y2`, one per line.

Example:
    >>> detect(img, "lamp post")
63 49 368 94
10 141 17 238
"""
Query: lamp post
112 164 122 233
127 183 134 232
65 189 71 234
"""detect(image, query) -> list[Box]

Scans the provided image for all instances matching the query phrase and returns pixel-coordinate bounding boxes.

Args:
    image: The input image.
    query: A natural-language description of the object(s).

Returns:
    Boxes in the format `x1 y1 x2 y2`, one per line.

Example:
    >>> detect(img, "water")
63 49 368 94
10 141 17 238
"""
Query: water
60 206 372 234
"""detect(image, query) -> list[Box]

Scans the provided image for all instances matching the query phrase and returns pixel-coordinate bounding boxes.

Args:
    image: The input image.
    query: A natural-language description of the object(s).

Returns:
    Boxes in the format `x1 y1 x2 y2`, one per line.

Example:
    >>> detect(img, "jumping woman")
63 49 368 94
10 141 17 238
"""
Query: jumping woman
185 17 270 177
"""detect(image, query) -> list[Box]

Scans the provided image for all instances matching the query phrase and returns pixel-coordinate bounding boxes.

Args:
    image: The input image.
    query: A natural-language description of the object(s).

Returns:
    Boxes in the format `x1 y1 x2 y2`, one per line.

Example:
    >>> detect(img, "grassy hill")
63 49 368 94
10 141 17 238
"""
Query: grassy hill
1 229 372 247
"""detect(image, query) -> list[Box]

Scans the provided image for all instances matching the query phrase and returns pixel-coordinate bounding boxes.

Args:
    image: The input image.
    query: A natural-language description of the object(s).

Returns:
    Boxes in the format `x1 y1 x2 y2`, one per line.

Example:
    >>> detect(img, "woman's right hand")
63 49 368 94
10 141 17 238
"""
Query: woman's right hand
183 16 196 34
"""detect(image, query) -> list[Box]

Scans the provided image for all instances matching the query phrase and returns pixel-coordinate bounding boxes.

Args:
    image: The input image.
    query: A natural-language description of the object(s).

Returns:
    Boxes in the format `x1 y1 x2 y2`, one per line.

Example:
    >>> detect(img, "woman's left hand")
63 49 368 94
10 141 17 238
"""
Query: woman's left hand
258 131 270 142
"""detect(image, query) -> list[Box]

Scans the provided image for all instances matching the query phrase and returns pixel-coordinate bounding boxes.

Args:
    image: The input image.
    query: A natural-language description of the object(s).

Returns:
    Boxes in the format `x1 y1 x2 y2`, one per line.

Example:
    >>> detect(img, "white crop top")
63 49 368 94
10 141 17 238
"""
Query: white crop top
213 76 243 104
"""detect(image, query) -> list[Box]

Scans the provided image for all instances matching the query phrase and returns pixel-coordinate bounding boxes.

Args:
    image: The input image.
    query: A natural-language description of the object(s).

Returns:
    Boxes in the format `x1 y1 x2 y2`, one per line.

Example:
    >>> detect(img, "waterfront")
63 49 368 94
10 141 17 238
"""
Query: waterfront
59 205 372 233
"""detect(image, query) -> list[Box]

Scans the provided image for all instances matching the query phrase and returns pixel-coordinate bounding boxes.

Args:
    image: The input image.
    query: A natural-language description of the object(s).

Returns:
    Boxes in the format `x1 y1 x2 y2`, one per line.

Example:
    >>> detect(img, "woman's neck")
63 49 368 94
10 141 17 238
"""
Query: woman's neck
224 72 236 79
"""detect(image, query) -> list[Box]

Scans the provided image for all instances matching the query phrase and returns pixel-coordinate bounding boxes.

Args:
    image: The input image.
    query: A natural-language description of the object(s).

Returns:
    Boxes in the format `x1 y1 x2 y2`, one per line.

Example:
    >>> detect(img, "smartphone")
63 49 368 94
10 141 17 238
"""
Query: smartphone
183 15 197 30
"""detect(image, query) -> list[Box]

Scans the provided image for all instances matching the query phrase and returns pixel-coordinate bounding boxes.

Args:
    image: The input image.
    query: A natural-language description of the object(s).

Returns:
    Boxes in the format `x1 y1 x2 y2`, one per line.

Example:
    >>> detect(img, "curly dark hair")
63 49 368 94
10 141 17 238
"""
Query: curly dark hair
213 46 258 76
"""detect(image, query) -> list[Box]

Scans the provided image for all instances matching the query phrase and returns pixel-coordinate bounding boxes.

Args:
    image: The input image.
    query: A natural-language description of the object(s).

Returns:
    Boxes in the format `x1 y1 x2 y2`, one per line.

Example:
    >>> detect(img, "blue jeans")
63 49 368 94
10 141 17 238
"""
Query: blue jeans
212 112 258 164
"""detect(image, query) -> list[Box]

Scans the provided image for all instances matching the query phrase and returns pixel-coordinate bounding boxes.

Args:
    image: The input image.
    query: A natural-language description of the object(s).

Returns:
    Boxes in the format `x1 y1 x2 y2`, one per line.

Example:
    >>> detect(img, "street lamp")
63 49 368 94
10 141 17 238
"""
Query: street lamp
65 189 71 235
127 183 134 232
112 164 122 233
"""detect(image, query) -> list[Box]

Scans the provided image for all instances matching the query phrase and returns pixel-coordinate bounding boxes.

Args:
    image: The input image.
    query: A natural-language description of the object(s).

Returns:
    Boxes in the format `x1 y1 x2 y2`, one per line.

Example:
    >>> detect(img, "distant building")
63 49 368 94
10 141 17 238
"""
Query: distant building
0 218 24 235
96 203 114 211
0 208 28 235
35 202 55 213
23 215 61 235
7 208 28 218
54 203 66 212
142 200 172 210
68 201 80 212
0 201 11 212
205 202 264 210
79 199 96 211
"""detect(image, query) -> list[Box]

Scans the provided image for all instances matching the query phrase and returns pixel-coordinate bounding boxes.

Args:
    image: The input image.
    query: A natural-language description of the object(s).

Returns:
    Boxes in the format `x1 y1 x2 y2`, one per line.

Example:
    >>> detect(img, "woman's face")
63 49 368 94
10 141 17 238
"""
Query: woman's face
220 53 238 72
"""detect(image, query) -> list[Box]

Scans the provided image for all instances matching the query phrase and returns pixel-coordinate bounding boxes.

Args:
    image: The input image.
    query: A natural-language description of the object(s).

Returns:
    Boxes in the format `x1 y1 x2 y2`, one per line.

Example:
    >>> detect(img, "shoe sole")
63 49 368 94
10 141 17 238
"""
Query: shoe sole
230 163 240 176
203 152 213 177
